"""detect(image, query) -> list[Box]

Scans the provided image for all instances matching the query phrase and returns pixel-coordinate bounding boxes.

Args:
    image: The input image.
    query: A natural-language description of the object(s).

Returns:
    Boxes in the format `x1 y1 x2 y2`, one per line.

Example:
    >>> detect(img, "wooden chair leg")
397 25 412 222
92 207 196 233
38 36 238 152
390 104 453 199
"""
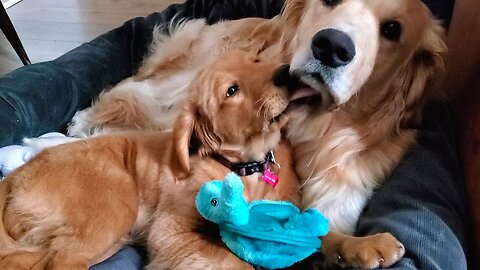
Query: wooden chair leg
0 3 31 65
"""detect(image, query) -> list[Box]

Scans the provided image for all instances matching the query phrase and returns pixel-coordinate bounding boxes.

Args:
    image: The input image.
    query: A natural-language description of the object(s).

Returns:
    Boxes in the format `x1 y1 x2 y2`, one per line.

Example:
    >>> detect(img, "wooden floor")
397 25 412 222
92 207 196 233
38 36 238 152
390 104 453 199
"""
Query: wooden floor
0 0 181 76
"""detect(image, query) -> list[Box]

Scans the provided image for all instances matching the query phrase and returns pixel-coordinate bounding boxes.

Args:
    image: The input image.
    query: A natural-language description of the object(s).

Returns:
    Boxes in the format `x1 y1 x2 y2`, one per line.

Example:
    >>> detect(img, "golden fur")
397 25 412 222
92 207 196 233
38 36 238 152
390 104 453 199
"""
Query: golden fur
0 51 300 270
67 0 446 268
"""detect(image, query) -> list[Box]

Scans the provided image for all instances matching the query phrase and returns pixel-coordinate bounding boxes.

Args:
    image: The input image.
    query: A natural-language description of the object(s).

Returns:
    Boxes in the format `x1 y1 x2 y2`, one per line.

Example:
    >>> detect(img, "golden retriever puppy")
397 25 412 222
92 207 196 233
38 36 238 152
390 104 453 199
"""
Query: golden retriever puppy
0 50 299 270
67 0 447 268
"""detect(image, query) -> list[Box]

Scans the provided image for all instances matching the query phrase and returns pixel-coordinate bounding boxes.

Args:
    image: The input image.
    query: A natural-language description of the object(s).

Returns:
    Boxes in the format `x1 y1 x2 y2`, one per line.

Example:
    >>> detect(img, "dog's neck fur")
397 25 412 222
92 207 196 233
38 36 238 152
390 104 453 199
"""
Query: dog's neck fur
286 81 418 234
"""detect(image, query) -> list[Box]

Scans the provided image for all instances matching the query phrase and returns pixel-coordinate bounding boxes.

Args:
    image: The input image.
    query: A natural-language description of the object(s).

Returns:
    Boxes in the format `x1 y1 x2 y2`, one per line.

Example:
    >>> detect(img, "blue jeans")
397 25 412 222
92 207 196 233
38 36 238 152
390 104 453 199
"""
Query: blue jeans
90 247 146 270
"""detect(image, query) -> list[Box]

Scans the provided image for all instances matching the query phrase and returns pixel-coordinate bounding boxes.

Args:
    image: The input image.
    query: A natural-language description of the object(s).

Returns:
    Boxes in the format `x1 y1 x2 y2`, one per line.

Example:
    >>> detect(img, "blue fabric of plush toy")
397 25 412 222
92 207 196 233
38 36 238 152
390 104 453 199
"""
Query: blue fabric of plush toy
196 172 329 269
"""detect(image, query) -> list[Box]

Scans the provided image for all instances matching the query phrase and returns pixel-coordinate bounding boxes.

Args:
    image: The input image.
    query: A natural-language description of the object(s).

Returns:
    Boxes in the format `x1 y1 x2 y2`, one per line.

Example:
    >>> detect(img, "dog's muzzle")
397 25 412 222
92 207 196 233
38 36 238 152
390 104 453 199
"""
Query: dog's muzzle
273 65 333 111
281 28 357 111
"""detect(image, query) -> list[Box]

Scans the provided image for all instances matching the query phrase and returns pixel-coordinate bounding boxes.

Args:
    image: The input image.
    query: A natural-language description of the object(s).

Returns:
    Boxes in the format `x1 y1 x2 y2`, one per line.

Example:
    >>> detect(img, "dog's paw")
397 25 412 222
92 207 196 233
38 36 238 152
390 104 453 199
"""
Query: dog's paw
337 233 405 269
265 113 290 135
67 109 98 138
275 113 290 130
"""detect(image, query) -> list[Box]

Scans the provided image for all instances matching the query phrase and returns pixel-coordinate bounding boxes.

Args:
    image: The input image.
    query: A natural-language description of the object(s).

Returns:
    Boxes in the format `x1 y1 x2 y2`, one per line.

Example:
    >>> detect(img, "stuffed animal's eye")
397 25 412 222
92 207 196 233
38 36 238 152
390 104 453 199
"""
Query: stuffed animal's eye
323 0 341 7
226 84 239 97
211 198 218 206
380 20 402 41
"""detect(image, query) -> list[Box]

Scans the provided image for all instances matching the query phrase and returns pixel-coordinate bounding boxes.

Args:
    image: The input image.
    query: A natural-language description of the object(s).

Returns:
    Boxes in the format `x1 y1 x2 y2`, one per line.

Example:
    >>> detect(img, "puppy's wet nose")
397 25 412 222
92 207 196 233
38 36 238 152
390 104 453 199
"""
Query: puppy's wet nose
272 64 303 94
311 29 356 68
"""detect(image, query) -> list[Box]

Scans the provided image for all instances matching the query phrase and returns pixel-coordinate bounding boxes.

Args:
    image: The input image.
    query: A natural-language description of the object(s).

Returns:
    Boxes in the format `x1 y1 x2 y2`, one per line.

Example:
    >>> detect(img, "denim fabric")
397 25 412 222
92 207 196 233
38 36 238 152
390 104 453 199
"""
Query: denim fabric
90 247 146 270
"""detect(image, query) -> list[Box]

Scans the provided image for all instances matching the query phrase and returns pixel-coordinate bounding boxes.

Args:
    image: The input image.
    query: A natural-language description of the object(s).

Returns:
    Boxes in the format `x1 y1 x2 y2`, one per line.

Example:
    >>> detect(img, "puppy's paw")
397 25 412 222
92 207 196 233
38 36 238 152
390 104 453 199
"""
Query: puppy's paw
337 233 405 269
266 113 290 134
67 109 99 138
276 113 290 130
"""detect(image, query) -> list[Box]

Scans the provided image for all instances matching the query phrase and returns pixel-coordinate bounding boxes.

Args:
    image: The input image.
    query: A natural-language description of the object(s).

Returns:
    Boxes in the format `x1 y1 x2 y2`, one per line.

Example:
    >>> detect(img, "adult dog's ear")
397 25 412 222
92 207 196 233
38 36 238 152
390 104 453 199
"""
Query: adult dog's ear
402 21 447 125
281 0 305 29
280 0 305 60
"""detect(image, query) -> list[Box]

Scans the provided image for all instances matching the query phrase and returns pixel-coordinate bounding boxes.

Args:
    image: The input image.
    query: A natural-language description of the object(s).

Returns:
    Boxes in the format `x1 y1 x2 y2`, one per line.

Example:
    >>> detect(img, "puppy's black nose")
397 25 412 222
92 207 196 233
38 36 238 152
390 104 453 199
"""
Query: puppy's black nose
311 29 356 68
273 64 292 88
273 64 302 94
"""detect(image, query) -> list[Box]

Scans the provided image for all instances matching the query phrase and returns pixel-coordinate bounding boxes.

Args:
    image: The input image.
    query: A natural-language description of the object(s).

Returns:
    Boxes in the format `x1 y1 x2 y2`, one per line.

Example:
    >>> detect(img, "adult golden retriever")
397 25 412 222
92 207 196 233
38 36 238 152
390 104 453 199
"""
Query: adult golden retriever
0 51 299 270
282 0 445 268
68 0 446 268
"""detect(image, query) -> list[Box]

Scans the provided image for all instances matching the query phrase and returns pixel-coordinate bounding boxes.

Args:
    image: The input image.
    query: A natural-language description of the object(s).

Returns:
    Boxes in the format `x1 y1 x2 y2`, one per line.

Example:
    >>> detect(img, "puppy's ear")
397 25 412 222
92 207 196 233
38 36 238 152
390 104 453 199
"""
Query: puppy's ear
190 68 222 155
194 108 222 157
170 101 222 179
170 101 197 179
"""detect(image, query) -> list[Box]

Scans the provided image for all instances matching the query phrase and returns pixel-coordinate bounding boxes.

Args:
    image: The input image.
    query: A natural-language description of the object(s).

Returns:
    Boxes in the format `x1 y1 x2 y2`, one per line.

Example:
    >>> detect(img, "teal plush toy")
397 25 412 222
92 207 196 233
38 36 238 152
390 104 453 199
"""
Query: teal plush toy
195 173 329 269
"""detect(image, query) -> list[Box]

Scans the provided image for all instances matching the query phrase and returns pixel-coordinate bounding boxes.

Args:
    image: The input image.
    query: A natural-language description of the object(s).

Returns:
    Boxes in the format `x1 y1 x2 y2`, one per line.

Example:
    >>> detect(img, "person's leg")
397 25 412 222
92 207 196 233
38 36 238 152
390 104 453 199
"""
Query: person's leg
90 246 147 270
354 101 469 270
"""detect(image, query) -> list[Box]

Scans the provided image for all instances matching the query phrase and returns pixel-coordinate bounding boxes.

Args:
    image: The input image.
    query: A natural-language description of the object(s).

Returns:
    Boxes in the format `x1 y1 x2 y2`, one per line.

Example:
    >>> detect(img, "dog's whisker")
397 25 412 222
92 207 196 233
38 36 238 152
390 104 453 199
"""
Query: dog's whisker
255 97 266 105
257 97 269 118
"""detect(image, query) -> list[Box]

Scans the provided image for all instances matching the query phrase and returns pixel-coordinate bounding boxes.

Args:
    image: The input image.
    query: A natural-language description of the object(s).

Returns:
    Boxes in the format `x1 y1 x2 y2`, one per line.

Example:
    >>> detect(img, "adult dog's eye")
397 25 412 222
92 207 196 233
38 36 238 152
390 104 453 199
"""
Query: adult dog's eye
380 20 402 41
323 0 341 7
226 84 239 97
211 198 218 206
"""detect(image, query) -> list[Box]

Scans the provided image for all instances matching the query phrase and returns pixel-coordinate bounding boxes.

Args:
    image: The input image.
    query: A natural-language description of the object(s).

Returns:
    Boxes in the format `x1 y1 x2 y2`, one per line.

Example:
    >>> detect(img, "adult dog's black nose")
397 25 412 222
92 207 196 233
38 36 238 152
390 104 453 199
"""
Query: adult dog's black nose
311 29 356 68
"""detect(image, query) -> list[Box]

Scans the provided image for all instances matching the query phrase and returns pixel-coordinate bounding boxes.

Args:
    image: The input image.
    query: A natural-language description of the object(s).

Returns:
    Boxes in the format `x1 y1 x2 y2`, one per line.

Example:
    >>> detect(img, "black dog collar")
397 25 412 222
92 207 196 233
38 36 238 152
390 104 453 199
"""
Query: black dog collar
212 152 275 176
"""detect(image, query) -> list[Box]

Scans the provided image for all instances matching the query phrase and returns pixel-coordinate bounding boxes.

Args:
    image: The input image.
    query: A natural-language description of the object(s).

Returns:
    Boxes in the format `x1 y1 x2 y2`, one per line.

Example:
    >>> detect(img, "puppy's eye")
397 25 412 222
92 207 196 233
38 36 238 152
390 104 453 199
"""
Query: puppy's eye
226 84 239 97
323 0 341 7
211 198 218 206
380 20 402 41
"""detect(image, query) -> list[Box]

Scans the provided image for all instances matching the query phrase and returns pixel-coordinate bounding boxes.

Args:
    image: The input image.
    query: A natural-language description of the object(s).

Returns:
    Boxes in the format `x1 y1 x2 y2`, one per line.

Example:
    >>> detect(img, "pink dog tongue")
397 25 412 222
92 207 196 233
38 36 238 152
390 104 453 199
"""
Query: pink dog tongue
290 87 319 101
